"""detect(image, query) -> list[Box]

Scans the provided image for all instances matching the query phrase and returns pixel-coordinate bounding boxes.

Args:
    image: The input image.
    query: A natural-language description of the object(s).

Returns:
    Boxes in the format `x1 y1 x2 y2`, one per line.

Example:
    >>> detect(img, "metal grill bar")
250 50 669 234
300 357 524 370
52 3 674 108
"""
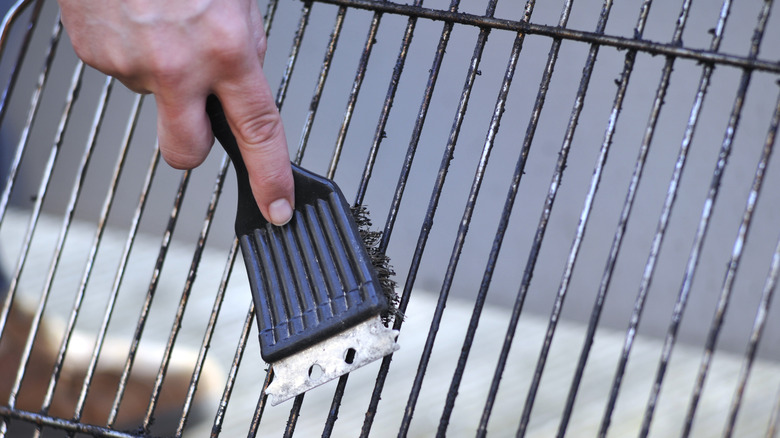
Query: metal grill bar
359 0 459 432
248 368 275 438
312 0 780 74
367 0 476 431
478 1 573 432
352 0 421 208
397 0 495 431
682 3 776 433
262 0 279 35
558 0 691 435
0 10 60 231
210 297 253 437
140 158 227 434
599 0 733 433
276 2 311 114
105 143 161 428
437 3 531 435
106 162 187 429
327 3 382 179
294 6 345 166
517 0 614 434
179 238 239 436
283 396 303 437
65 77 117 426
641 2 773 435
35 97 149 437
524 0 653 434
373 0 448 257
0 0 43 130
1 55 82 437
720 88 780 436
290 2 432 428
0 406 138 438
16 75 116 438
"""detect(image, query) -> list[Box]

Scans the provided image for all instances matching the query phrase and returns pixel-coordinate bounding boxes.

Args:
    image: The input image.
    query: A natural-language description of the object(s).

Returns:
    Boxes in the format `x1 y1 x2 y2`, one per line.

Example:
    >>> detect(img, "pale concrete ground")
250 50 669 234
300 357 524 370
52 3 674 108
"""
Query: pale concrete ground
3 211 780 437
3 209 780 437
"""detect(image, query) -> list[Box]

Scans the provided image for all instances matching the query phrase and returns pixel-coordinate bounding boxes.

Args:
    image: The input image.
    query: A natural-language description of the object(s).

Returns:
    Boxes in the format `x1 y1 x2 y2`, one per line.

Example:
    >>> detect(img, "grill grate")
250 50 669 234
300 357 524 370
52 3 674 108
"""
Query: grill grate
1 0 779 436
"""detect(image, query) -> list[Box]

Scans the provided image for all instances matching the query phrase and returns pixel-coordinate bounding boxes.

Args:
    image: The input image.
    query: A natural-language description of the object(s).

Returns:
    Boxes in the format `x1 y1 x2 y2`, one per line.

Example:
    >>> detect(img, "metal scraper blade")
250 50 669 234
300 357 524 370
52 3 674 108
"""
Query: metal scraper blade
206 95 399 405
265 315 398 406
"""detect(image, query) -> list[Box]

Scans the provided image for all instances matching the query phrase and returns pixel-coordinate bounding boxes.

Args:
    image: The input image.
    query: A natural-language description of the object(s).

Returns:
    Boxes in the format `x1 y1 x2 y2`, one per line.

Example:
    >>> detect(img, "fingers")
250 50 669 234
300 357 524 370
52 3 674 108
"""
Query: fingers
156 91 214 170
74 0 293 226
248 0 267 66
215 66 294 226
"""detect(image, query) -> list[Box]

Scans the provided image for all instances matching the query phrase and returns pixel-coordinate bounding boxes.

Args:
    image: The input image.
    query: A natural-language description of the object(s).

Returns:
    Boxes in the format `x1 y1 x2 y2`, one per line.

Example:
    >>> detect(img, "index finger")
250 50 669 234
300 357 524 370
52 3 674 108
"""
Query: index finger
215 67 294 226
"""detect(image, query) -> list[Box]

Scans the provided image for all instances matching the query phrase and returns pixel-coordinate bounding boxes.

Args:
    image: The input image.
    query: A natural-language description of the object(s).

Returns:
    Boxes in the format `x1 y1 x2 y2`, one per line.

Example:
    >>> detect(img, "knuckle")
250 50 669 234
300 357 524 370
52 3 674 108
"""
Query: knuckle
255 165 293 192
252 166 294 205
256 36 267 59
108 55 138 80
234 112 284 151
69 39 92 65
69 37 122 78
209 22 252 64
146 53 187 87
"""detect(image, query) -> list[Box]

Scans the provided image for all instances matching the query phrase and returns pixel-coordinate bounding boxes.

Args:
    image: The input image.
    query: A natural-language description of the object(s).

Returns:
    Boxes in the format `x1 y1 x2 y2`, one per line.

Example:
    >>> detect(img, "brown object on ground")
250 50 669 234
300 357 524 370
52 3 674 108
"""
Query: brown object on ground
0 301 222 435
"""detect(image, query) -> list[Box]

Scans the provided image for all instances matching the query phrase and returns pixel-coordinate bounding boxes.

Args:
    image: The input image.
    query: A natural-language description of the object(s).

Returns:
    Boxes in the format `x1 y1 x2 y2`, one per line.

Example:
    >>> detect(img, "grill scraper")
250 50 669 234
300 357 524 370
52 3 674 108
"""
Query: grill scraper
206 96 399 406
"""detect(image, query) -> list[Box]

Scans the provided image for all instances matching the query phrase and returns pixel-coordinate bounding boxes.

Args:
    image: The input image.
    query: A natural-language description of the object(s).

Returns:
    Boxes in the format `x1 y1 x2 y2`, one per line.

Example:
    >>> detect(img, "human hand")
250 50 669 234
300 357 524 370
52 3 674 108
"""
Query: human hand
57 0 294 225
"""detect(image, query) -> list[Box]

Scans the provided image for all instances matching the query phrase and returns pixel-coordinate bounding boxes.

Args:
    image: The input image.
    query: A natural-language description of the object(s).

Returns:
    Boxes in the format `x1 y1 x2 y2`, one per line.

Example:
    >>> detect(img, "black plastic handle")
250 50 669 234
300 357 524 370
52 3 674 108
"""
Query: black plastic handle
206 95 269 234
206 95 339 233
205 95 388 362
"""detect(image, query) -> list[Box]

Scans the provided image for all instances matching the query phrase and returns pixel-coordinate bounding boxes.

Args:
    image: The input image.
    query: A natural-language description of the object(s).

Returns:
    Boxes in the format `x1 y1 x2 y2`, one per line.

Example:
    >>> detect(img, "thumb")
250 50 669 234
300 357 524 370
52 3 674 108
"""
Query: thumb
216 81 294 226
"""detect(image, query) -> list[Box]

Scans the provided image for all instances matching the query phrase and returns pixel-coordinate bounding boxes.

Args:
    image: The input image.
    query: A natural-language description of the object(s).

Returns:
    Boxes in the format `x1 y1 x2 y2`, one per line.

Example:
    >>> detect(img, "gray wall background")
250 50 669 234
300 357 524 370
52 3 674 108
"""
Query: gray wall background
2 0 779 360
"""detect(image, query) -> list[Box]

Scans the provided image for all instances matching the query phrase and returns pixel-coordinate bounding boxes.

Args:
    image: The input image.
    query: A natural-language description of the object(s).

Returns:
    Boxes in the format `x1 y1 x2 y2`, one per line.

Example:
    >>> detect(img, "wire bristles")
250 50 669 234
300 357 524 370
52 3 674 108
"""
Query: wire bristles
351 205 402 325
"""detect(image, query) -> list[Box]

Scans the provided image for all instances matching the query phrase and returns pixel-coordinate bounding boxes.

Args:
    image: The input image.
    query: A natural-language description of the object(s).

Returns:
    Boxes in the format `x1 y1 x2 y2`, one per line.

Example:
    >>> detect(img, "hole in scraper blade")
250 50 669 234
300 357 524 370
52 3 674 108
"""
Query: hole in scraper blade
308 363 324 381
344 348 357 364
